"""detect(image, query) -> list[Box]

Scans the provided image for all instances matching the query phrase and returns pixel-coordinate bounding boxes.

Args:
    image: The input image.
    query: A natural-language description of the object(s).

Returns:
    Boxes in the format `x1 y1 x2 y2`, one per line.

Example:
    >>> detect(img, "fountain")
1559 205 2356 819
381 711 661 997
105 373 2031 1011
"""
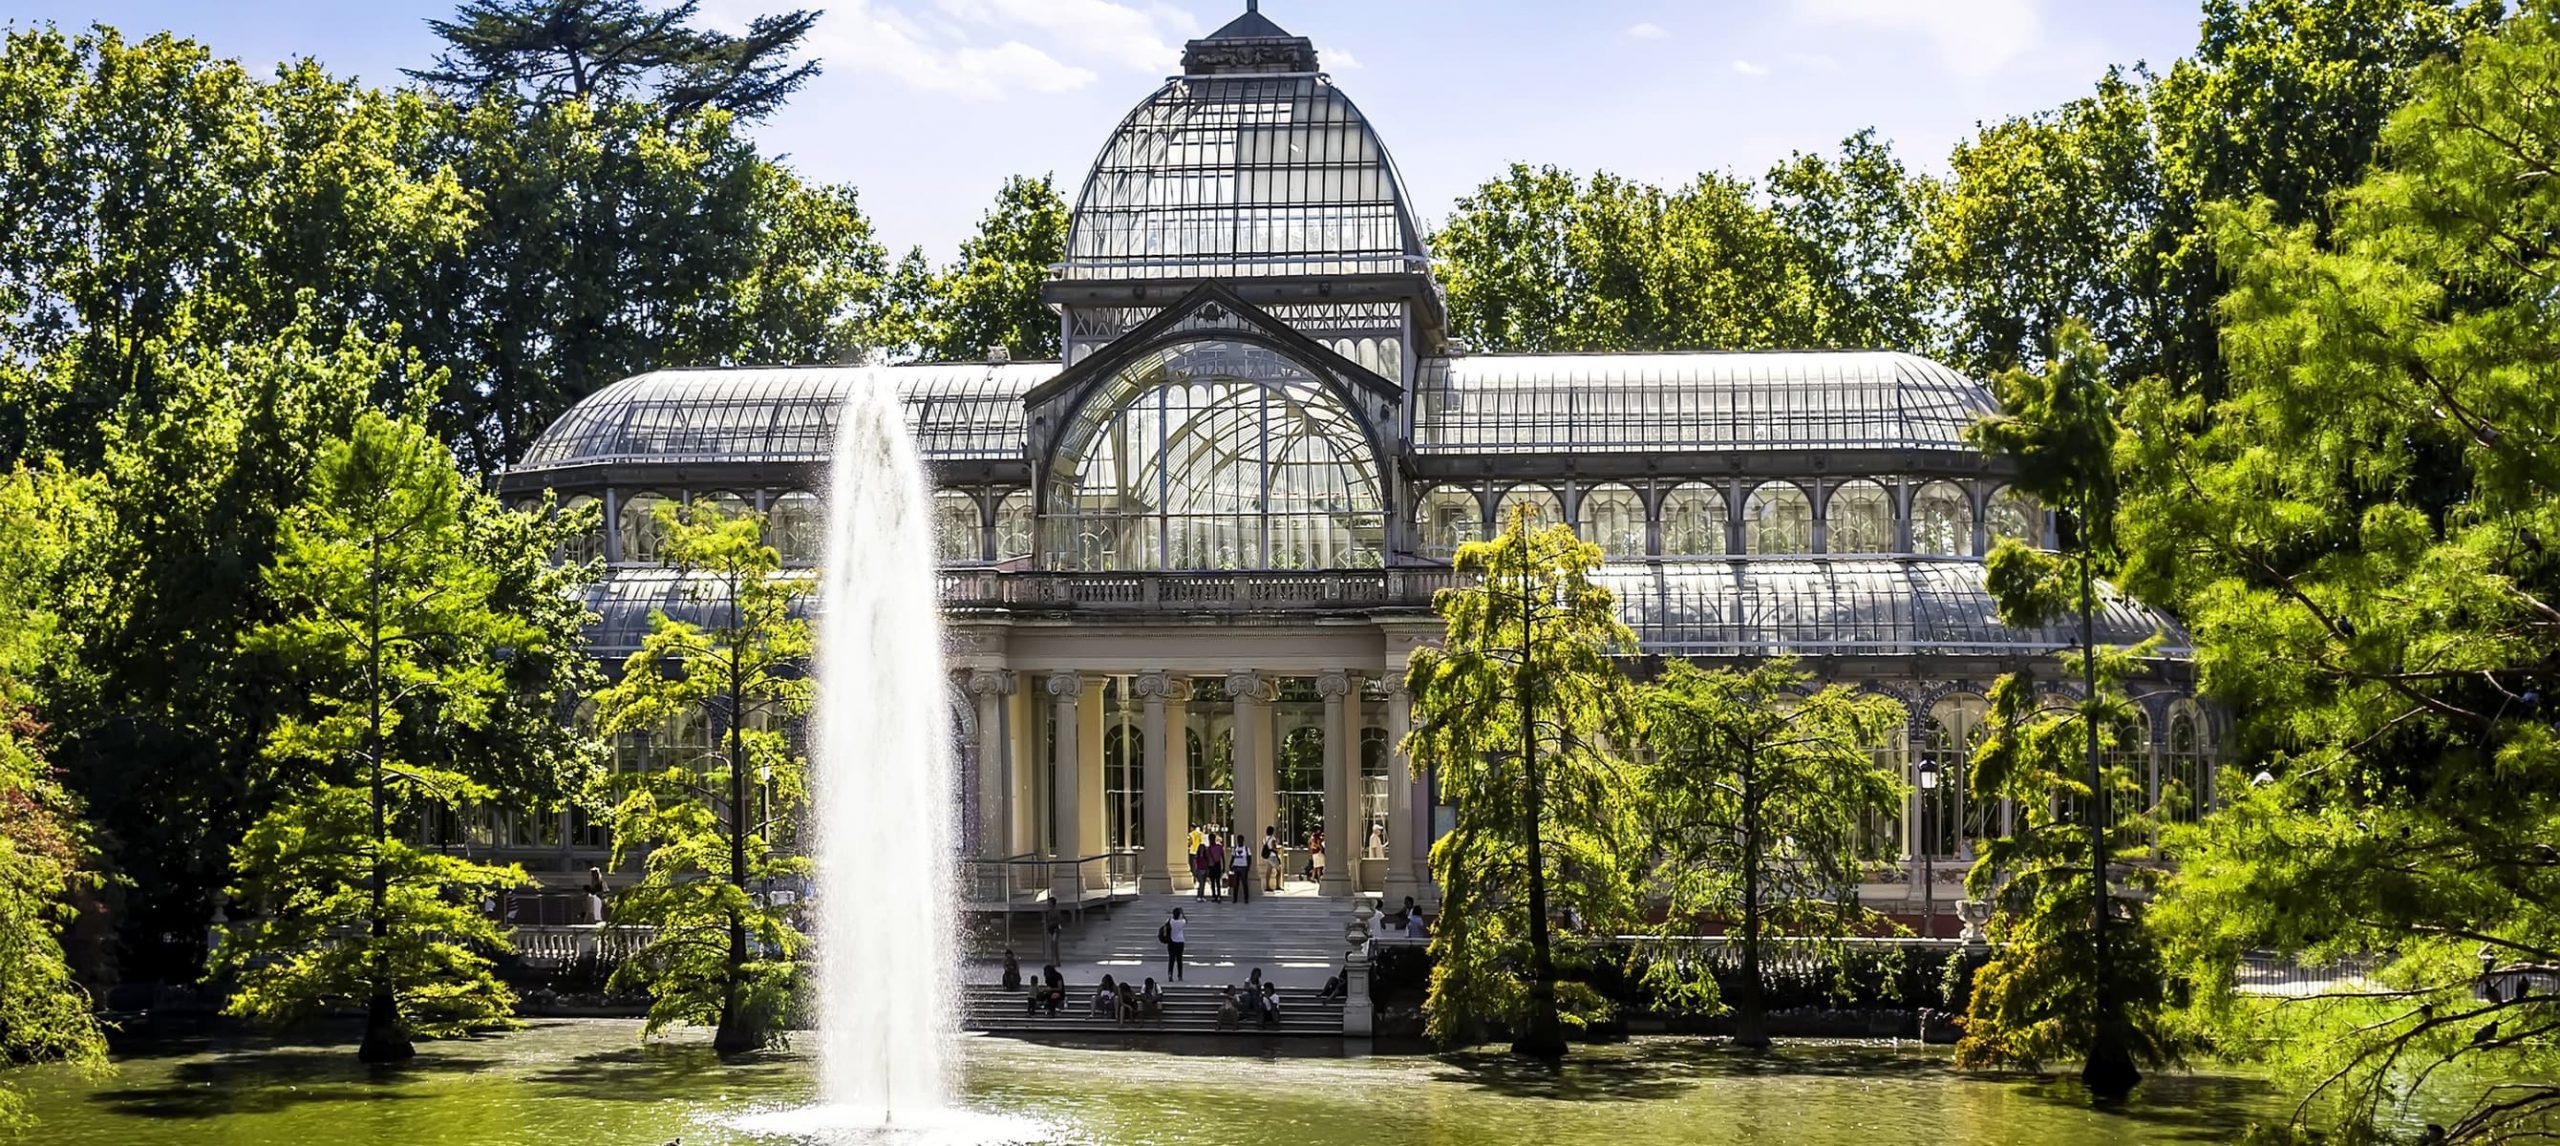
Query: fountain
806 382 958 1127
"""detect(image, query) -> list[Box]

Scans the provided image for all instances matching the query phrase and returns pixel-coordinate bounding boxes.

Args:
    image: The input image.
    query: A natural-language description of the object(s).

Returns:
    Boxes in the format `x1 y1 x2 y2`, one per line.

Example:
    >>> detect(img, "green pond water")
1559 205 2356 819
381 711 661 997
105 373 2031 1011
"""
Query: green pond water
13 1020 2291 1145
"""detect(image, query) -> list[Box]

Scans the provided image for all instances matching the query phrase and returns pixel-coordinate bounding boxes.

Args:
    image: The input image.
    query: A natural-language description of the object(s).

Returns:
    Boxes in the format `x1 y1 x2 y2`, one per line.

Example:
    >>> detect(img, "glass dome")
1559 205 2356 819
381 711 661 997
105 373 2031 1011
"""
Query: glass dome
512 364 1052 473
1060 72 1429 283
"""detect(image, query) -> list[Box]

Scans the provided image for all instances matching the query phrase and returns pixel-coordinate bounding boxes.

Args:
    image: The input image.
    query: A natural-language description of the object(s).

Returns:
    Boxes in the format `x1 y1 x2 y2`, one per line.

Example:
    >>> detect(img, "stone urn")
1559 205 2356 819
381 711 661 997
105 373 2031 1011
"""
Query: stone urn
1957 899 1993 944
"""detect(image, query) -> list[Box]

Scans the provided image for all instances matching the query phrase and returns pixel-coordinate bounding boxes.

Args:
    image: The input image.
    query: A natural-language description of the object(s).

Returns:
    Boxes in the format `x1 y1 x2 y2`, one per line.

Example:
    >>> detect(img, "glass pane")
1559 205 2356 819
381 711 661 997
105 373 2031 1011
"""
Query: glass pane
1825 481 1893 554
1742 482 1812 555
1660 483 1727 557
933 491 983 564
618 492 674 564
1417 486 1483 559
1986 487 2039 547
1494 485 1564 532
1577 484 1647 558
1912 482 1971 556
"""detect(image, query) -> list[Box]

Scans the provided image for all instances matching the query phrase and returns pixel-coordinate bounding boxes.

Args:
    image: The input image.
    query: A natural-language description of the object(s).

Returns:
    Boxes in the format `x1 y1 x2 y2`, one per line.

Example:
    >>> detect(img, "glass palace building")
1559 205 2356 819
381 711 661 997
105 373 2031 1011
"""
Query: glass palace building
501 6 2208 923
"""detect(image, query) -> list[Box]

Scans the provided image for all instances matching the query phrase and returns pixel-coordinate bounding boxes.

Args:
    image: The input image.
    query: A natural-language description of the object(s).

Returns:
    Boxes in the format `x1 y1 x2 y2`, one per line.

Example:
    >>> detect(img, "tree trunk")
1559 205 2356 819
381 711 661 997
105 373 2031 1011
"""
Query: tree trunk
712 583 760 1058
1734 739 1770 1051
1512 546 1567 1061
358 541 412 1064
2078 519 2138 1102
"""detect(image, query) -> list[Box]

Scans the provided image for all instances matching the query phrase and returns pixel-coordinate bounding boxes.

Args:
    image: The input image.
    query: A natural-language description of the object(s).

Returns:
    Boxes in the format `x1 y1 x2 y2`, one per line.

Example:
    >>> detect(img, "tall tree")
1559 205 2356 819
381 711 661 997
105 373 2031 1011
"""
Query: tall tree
411 0 820 120
1635 659 1906 1050
0 464 111 1132
1761 130 1935 353
211 411 558 1062
2133 7 2560 1138
1957 320 2174 1100
889 174 1071 363
1404 510 1641 1057
589 501 813 1054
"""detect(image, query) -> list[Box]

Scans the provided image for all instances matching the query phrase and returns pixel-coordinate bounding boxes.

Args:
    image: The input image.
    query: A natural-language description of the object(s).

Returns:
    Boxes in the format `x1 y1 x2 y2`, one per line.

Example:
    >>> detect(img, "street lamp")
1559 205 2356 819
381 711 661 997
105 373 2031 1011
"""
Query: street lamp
1917 758 1939 941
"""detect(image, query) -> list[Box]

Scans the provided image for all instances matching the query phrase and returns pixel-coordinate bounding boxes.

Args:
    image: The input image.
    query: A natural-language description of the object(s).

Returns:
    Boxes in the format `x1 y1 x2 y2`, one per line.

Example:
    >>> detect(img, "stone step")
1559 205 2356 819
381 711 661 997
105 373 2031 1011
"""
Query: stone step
960 984 1345 1036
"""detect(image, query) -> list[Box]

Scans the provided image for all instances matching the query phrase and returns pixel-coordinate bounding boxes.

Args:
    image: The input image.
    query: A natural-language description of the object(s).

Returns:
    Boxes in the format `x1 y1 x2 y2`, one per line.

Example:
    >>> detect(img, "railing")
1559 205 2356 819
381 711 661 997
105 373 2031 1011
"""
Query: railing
939 569 1464 613
2234 951 2385 997
958 852 1143 913
507 924 650 967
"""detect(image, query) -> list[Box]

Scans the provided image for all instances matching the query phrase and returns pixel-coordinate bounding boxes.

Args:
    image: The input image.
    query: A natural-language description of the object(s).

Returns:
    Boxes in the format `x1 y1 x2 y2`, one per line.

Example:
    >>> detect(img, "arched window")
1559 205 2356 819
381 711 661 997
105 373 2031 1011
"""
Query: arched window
702 491 754 522
1986 486 2039 548
1743 482 1813 555
1660 483 1727 557
1921 695 1989 860
1103 686 1144 852
1360 727 1390 856
933 490 984 564
994 490 1035 563
1188 727 1230 837
1416 486 1483 559
1864 716 1908 862
559 495 603 564
2166 702 2211 823
769 491 823 565
618 491 676 564
1277 725 1325 846
1911 482 1971 556
1045 340 1386 572
1494 484 1564 533
1576 483 1647 558
1825 480 1893 554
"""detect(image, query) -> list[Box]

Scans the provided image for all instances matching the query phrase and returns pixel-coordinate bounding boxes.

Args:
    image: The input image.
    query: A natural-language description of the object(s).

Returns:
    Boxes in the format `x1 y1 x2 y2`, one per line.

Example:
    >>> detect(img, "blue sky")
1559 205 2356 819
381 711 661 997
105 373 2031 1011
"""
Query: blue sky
7 1 2206 260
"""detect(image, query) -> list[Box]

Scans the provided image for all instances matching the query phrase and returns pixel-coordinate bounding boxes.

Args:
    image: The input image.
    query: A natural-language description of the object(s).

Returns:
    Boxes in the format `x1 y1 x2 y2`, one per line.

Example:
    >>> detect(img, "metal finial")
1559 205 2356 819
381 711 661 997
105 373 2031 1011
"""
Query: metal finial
1247 0 1259 11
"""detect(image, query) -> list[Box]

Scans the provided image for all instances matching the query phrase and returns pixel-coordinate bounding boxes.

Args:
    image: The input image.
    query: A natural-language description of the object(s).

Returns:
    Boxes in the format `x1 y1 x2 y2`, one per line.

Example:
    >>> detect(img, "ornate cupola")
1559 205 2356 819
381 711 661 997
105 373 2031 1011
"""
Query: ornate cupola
1181 0 1321 75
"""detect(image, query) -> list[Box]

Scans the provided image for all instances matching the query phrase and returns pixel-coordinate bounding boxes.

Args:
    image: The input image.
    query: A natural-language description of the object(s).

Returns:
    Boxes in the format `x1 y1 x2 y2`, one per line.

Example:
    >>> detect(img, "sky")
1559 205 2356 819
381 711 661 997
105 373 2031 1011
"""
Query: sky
5 0 2208 261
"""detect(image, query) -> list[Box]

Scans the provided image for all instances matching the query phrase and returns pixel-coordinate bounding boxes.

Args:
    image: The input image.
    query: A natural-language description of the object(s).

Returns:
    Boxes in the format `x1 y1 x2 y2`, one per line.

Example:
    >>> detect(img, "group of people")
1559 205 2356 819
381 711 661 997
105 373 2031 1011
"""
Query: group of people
1002 951 1071 1015
1215 968 1287 1030
1187 823 1328 903
1002 951 1170 1024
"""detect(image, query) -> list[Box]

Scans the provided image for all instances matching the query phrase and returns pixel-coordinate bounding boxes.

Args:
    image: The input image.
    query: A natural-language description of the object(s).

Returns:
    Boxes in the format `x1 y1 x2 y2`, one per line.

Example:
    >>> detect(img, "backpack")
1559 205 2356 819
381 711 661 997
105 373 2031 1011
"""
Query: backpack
1157 921 1172 945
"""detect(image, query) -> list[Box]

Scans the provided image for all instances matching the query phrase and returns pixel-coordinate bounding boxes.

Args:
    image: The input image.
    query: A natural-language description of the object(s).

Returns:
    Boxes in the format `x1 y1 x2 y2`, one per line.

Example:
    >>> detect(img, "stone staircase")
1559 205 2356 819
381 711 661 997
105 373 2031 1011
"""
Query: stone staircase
961 982 1345 1037
1057 893 1358 988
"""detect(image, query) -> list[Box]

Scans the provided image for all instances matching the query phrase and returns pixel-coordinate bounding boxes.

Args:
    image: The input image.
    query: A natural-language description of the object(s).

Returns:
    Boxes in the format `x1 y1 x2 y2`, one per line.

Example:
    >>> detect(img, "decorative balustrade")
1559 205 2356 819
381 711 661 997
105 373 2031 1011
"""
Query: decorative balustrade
938 569 1464 613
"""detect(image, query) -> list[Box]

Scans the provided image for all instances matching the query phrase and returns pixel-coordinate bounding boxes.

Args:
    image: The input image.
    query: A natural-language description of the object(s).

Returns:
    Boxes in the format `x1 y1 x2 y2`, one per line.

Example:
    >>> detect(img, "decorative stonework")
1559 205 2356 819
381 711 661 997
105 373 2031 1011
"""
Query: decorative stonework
1315 670 1355 700
1045 671 1084 699
1132 670 1191 701
1223 670 1276 703
965 669 1016 697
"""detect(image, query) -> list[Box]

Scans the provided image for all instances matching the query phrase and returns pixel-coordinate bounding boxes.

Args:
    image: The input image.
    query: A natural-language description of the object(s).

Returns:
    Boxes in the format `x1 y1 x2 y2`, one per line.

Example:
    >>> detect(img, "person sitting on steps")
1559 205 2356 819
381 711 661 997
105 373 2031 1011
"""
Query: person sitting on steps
1000 948 1021 991
1116 980 1139 1025
1260 981 1283 1027
1215 985 1243 1029
1091 974 1118 1020
1140 977 1164 1025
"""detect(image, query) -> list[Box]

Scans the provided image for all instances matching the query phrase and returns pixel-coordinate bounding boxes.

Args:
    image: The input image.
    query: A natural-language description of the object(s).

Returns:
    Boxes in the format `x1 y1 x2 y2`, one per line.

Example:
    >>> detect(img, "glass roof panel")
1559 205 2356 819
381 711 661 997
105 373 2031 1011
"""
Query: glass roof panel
1594 559 2185 657
514 364 1054 473
1413 351 1996 454
1061 74 1428 281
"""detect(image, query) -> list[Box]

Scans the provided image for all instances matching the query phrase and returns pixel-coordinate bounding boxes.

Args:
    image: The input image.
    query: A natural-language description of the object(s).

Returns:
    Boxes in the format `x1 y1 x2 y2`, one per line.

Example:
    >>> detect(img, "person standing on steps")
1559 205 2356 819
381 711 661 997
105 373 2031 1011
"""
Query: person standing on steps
1229 831 1252 904
1205 836 1227 903
1043 899 1064 968
1261 825 1282 893
1164 907 1187 981
1307 828 1327 886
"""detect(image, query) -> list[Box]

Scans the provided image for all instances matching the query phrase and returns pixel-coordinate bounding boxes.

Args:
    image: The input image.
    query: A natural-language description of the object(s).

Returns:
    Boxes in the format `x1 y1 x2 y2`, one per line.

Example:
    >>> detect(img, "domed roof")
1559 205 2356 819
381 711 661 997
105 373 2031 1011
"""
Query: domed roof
1059 9 1428 284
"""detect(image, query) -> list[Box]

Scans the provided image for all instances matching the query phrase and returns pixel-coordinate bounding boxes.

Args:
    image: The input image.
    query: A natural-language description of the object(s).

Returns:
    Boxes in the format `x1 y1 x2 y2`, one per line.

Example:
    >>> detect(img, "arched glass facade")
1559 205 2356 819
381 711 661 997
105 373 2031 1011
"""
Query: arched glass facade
1045 340 1386 571
1578 483 1647 558
1417 486 1483 558
1825 480 1893 554
1911 481 1971 556
934 490 983 564
1495 484 1564 531
1744 482 1813 555
1661 483 1727 557
619 492 675 564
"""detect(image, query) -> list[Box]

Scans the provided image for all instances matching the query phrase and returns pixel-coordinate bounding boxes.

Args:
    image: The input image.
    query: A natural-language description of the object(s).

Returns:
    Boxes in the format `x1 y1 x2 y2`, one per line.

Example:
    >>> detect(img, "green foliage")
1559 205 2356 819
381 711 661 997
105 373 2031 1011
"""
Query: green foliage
411 0 821 120
589 501 812 1048
2129 7 2560 1137
1634 659 1907 1036
882 174 1071 362
0 466 111 1132
211 411 566 1050
1404 511 1641 1048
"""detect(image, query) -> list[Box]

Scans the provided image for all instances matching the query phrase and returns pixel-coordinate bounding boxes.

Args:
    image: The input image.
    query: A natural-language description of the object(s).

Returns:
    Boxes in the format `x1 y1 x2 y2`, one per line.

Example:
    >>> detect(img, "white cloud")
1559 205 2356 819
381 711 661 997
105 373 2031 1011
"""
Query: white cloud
936 0 1197 74
1627 22 1669 40
749 0 1208 101
1324 45 1363 70
1790 0 2046 78
1731 59 1769 76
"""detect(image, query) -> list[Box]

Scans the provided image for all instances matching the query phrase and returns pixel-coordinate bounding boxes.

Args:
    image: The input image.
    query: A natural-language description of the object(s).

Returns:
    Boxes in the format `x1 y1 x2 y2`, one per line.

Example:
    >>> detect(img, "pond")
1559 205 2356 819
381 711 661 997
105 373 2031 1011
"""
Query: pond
14 1020 2286 1145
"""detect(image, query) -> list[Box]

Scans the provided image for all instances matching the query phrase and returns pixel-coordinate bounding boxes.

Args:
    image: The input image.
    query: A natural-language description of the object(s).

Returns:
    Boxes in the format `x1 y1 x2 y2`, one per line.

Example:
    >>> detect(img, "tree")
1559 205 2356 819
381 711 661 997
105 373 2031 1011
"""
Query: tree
1404 509 1641 1056
0 465 110 1132
411 0 820 121
1761 130 1935 354
1959 320 2173 1100
2129 8 2560 1138
887 174 1071 362
589 500 812 1054
1634 658 1906 1049
211 411 547 1062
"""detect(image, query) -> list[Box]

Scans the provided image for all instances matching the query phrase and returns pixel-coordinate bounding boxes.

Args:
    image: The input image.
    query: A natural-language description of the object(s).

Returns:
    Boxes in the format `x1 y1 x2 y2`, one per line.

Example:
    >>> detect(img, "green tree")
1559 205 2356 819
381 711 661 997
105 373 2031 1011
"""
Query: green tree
888 174 1070 362
1761 130 1935 353
412 0 821 120
1404 510 1641 1056
589 501 812 1054
212 411 544 1062
0 465 111 1132
2130 8 2560 1137
1634 658 1907 1049
1958 320 2174 1100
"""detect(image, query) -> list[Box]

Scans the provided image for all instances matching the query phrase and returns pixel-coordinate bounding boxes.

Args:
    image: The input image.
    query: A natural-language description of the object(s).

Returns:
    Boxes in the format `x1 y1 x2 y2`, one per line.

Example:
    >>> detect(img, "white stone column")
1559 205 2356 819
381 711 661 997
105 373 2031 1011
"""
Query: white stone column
967 669 1015 860
1226 671 1274 853
1318 670 1356 897
1134 671 1188 893
1045 671 1083 902
1384 678 1420 904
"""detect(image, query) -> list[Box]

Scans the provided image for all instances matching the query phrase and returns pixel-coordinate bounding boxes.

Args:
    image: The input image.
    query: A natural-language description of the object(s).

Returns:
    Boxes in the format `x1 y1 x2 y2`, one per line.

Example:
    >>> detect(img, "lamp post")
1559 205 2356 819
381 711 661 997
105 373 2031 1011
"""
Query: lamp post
1917 758 1938 941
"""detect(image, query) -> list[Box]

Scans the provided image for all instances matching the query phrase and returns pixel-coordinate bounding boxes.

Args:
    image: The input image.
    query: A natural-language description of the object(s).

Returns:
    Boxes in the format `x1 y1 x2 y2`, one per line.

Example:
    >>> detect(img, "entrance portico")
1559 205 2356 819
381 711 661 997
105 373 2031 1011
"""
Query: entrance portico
950 616 1438 904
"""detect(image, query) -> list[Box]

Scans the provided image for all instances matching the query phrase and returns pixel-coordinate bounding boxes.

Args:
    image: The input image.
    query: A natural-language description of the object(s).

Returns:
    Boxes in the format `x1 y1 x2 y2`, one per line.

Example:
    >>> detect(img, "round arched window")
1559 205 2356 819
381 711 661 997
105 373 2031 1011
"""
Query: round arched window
1743 482 1813 555
1911 482 1972 556
1416 487 1484 559
618 491 676 564
1577 484 1646 558
1045 339 1385 572
1494 485 1564 533
933 491 984 564
1986 487 2040 547
994 490 1036 563
1825 481 1893 554
1660 483 1727 557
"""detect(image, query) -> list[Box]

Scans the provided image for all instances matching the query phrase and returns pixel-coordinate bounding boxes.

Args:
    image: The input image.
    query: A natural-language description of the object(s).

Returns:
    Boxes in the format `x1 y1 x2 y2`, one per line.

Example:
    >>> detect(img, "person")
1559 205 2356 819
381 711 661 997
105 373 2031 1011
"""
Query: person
1308 828 1327 884
1228 832 1252 904
1261 825 1283 892
1367 821 1387 860
1091 974 1118 1019
1260 981 1283 1027
1165 907 1188 981
1191 830 1209 899
1242 967 1266 1021
1043 899 1064 968
1401 896 1426 938
1140 977 1164 1025
584 866 607 924
1040 964 1066 1015
1117 980 1139 1025
1205 836 1227 903
1317 968 1346 1001
1001 948 1022 991
1216 986 1242 1029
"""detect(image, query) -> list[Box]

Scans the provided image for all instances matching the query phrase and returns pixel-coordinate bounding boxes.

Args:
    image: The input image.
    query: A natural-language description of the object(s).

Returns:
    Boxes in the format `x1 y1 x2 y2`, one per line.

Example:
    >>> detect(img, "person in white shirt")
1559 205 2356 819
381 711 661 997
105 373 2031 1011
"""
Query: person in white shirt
1165 908 1188 981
